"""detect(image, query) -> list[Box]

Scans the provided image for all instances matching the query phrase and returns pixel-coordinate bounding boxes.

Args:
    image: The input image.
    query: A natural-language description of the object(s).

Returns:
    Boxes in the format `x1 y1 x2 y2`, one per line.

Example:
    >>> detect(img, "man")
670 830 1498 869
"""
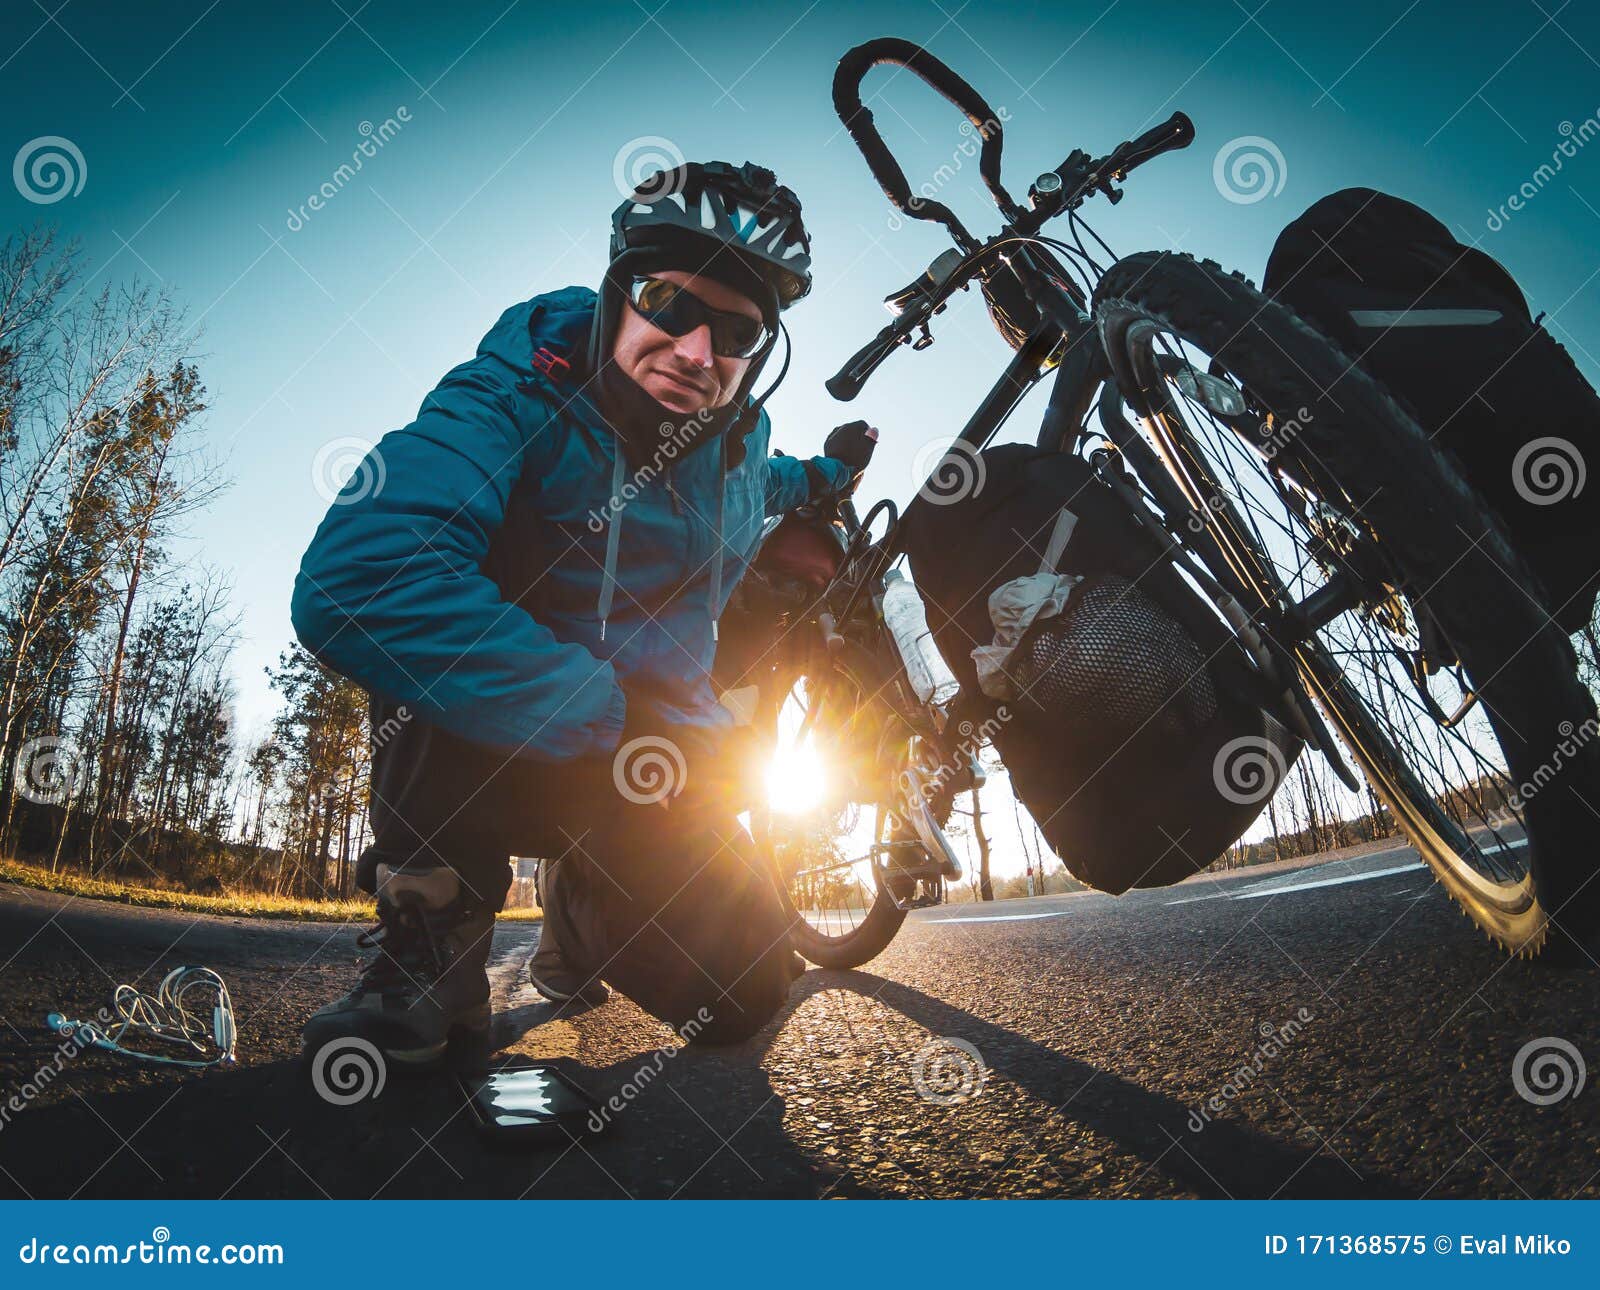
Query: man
290 160 877 1063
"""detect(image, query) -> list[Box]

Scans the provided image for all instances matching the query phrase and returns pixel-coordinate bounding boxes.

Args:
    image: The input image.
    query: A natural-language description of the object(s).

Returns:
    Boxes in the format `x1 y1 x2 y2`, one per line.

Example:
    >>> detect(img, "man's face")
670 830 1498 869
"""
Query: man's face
610 268 762 414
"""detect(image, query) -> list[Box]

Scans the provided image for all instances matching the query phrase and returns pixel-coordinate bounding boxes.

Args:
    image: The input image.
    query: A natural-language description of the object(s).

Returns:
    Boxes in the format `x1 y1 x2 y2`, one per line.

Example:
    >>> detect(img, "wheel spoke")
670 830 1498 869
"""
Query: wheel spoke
1125 329 1530 888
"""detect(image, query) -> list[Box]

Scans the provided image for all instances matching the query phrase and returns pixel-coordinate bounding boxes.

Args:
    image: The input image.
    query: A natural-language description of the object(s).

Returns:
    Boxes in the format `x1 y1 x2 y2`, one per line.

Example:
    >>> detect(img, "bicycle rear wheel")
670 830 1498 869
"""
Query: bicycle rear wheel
1094 252 1600 958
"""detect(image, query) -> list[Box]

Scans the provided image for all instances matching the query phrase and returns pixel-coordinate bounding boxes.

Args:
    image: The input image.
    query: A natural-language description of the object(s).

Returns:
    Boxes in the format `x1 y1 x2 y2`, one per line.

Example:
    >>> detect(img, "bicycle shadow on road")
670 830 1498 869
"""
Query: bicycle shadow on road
763 967 1406 1199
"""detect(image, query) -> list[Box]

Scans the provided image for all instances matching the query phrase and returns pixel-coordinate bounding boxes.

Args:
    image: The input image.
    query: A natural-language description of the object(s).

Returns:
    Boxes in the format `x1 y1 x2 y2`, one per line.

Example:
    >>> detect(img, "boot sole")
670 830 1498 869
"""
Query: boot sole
387 1008 493 1068
529 972 611 1007
308 1001 493 1072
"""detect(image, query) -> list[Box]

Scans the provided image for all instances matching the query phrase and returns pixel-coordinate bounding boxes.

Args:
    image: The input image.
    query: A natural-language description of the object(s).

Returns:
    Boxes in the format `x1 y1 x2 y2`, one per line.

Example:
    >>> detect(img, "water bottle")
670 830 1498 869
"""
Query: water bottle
881 569 959 706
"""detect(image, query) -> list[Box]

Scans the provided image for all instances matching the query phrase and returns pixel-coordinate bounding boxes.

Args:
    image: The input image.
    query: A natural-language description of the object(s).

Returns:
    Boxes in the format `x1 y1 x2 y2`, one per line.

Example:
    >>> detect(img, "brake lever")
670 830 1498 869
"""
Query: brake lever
884 248 966 315
829 249 968 400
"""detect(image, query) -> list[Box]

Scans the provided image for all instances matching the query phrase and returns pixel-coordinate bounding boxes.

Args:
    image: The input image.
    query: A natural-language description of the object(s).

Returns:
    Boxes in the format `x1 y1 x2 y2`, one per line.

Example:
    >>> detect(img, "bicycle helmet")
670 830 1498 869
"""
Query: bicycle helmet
611 160 813 311
587 160 814 424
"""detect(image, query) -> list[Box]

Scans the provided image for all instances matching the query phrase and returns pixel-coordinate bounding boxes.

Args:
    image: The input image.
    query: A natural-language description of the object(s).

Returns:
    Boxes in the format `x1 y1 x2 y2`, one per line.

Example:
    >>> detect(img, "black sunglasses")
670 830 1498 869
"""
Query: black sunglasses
626 277 771 360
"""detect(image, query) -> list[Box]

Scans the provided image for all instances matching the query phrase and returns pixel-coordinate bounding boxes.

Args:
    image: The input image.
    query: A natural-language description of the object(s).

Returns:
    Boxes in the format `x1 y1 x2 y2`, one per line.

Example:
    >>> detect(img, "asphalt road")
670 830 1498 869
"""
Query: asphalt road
1 840 1596 1199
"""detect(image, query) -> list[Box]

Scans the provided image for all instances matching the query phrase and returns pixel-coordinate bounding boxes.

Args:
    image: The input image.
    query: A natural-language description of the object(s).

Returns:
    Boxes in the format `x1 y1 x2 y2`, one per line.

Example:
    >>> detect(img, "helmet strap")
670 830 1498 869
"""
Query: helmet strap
727 319 791 452
588 247 788 470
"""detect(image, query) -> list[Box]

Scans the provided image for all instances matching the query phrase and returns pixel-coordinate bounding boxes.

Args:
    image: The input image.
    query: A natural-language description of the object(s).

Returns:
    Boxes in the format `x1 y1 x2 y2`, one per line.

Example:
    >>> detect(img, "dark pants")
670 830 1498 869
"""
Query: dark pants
355 696 799 1044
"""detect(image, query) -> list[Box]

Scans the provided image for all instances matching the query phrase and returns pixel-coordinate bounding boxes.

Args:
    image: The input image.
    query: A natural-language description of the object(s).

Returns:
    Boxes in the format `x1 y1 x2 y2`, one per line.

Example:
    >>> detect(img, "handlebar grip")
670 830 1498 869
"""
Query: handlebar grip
833 37 1019 244
1113 111 1195 174
826 327 901 401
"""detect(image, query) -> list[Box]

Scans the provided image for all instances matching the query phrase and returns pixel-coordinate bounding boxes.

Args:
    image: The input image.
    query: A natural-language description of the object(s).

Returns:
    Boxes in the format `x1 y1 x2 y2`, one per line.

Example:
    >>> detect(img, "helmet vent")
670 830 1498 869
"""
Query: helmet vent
610 159 812 309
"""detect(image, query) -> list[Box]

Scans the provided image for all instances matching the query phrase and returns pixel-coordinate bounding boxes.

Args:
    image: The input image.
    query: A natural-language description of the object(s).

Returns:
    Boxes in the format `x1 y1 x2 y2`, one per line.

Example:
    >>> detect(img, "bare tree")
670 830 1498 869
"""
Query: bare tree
0 231 189 850
266 646 370 898
85 361 227 863
969 783 994 901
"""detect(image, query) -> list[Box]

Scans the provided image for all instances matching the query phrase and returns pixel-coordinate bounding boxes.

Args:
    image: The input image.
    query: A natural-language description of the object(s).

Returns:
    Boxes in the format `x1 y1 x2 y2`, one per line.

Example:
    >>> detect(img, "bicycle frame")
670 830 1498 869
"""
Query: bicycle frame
814 38 1377 788
784 38 1353 927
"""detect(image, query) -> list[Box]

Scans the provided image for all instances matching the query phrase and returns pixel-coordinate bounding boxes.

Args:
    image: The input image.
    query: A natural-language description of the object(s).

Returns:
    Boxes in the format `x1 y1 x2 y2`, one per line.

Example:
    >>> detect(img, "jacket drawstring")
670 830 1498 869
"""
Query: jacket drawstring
597 447 625 640
597 435 728 651
708 463 726 642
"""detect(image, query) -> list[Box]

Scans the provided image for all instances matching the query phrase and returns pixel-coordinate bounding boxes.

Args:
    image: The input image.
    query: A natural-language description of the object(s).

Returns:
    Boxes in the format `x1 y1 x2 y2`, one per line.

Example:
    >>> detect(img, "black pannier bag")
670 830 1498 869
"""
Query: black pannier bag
902 444 1300 894
1264 187 1600 632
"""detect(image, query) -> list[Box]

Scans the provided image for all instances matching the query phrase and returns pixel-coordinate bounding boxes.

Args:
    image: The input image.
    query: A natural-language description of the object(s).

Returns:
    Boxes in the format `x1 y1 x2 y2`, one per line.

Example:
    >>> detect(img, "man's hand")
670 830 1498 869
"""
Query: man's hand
823 420 879 480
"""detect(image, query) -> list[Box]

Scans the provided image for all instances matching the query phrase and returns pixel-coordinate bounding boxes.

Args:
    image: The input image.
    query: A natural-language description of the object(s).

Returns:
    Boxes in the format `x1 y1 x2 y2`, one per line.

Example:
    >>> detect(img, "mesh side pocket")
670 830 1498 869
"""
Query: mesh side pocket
1008 575 1217 743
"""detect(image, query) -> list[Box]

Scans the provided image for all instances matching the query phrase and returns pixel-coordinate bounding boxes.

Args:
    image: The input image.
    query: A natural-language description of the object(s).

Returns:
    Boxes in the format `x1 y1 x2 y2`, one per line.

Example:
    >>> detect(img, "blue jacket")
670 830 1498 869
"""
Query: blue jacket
290 285 851 762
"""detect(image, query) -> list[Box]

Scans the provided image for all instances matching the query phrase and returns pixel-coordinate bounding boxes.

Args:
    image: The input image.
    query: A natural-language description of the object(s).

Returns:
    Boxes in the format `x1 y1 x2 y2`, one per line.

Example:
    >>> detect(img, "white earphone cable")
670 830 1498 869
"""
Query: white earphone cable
47 965 238 1068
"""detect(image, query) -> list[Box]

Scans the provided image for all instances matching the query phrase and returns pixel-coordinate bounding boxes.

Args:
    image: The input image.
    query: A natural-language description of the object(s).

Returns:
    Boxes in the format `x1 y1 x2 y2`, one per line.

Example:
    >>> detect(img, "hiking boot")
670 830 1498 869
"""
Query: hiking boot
302 862 494 1068
528 858 609 1007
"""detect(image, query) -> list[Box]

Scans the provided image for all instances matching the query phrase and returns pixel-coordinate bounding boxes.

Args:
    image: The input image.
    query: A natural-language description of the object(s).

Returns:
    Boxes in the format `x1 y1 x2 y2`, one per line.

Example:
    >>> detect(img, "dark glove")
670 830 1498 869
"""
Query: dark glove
823 420 879 476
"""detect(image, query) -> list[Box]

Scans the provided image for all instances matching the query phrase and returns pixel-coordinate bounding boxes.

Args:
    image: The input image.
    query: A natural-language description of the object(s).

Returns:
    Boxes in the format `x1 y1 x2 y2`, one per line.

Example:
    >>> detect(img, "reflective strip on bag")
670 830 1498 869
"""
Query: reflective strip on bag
1347 308 1503 327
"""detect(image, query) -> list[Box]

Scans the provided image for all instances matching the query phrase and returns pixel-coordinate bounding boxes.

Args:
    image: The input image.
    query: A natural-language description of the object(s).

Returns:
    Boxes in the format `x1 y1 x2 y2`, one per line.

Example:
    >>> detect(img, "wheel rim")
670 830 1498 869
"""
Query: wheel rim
1119 320 1535 902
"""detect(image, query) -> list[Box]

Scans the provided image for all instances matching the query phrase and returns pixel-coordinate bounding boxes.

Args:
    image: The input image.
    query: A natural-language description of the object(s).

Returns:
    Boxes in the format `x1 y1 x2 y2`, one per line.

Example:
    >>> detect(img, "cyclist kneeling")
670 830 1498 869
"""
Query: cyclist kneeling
290 160 877 1064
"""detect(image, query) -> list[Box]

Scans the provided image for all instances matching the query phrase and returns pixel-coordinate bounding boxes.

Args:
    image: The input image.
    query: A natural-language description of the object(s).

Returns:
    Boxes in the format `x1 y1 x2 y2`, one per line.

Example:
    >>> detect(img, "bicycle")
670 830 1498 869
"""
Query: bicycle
727 36 1600 968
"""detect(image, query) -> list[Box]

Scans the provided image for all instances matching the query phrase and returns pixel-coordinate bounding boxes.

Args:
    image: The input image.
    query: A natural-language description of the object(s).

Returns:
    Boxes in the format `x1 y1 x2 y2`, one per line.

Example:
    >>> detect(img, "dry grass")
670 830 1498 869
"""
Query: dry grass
0 856 540 922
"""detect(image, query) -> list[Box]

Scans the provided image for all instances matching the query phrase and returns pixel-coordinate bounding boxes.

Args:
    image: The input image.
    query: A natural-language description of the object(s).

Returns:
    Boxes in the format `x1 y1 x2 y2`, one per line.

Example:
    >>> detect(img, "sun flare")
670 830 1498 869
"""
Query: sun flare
766 740 828 815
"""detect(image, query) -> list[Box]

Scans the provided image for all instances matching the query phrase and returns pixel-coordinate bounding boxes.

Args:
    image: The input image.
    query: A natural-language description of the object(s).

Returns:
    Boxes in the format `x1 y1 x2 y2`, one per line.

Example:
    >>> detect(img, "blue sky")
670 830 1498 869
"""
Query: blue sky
5 0 1600 848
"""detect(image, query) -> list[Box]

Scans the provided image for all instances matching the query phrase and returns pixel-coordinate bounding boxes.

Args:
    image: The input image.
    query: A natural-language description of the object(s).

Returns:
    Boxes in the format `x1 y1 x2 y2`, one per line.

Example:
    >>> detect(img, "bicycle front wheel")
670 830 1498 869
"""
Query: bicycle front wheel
754 662 955 970
1094 251 1600 958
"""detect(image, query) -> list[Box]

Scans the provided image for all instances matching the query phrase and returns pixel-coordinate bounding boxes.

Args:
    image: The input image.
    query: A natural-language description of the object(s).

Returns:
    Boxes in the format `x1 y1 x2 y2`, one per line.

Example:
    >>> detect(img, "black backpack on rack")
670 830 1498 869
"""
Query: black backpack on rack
1264 187 1600 633
901 444 1300 894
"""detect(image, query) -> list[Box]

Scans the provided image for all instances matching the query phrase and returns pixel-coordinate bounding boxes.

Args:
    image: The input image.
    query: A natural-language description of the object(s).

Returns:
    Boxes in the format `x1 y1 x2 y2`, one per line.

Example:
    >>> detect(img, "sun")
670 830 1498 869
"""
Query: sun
766 739 828 815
